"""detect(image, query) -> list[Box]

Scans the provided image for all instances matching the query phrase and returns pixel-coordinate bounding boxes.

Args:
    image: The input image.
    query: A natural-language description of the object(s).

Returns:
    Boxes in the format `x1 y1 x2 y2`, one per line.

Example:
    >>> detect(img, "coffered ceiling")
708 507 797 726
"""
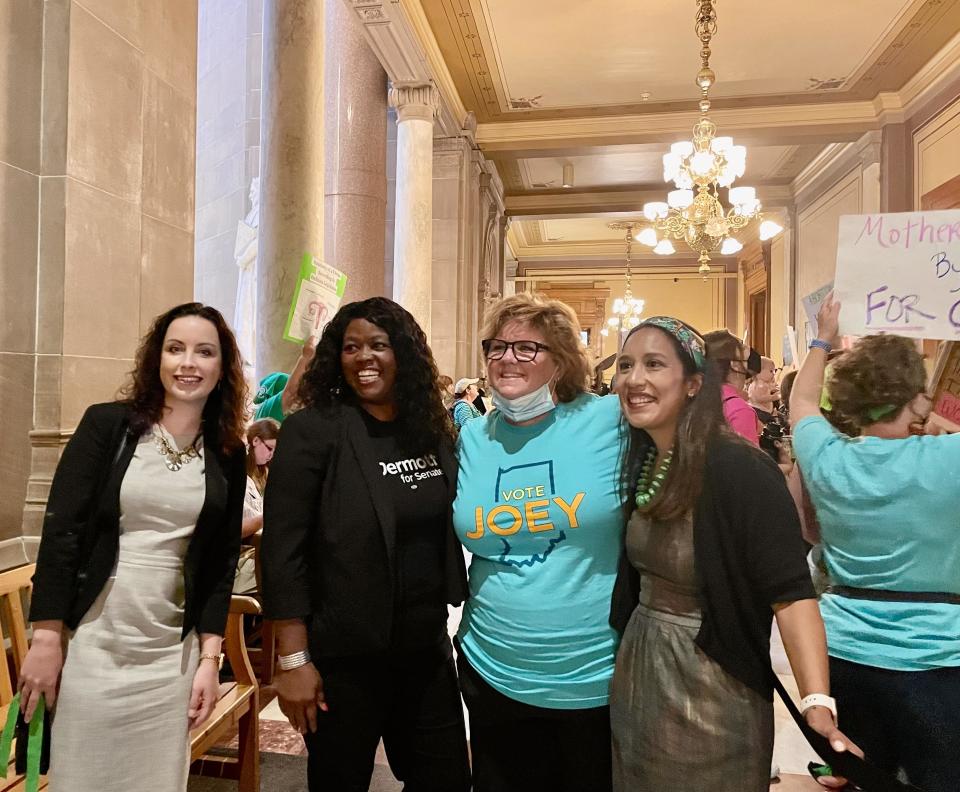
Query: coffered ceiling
421 0 959 122
413 0 960 258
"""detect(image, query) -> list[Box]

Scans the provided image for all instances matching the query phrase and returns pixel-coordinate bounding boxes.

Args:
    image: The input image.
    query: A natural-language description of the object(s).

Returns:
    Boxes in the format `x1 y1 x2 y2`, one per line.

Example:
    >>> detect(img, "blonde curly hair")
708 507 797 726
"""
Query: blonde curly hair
480 293 591 403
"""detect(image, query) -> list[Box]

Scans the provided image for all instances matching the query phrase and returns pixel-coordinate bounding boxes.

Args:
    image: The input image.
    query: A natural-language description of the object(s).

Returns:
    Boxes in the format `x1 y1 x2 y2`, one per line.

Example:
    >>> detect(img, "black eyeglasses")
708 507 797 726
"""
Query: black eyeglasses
482 338 551 362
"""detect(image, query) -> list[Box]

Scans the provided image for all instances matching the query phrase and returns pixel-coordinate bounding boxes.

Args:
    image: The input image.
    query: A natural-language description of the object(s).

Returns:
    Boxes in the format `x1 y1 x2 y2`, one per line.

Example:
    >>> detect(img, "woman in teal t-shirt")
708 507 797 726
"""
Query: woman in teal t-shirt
791 295 960 792
453 293 624 792
451 377 482 431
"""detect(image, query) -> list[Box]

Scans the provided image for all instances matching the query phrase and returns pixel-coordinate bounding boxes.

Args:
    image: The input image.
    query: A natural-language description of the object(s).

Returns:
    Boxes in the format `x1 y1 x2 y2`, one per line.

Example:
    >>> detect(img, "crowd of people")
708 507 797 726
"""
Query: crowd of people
18 289 959 792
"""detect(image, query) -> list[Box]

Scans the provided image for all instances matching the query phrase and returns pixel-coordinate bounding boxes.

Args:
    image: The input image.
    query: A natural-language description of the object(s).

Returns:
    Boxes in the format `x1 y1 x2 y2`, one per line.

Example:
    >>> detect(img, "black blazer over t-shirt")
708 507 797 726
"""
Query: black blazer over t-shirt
260 402 469 659
29 401 246 638
610 434 815 698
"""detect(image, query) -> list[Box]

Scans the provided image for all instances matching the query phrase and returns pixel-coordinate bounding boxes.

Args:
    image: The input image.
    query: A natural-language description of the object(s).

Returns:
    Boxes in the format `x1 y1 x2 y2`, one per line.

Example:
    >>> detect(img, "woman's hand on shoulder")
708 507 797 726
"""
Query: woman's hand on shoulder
803 707 863 788
188 659 221 730
275 663 327 734
18 627 63 722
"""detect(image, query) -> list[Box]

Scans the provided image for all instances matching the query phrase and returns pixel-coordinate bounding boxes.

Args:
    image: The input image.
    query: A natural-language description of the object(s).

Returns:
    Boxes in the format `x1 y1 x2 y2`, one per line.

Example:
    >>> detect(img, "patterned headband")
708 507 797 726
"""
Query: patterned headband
632 316 707 371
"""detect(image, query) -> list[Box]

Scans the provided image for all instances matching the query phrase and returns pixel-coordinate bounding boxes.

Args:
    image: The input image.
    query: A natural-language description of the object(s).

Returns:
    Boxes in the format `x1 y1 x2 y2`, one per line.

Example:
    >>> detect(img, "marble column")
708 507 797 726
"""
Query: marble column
324 0 387 303
389 84 438 337
256 0 325 379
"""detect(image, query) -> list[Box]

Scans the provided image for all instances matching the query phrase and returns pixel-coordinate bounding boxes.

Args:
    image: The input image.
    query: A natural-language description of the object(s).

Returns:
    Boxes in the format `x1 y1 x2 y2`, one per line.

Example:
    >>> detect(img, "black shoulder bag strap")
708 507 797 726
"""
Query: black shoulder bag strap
771 673 923 791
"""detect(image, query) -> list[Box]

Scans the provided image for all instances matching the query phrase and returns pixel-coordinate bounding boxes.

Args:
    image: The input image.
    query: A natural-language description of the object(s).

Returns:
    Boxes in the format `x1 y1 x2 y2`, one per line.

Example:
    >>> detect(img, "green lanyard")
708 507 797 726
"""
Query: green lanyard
0 692 44 792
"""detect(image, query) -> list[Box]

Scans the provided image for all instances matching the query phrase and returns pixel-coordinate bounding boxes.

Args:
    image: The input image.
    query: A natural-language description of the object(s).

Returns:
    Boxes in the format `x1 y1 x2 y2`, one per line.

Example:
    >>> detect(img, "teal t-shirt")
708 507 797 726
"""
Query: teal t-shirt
453 393 625 708
452 399 481 431
793 415 960 670
254 392 285 423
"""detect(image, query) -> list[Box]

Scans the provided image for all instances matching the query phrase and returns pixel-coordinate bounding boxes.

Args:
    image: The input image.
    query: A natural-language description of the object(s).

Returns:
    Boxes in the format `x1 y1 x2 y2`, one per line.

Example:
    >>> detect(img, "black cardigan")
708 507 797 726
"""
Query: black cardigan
610 434 815 698
260 402 469 658
29 401 245 638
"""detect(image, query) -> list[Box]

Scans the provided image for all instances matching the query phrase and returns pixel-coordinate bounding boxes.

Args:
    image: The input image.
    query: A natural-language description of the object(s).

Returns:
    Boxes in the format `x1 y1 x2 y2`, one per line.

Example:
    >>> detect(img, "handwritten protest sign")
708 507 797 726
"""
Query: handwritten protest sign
782 325 798 367
929 341 960 430
283 254 348 344
801 282 833 338
834 210 960 340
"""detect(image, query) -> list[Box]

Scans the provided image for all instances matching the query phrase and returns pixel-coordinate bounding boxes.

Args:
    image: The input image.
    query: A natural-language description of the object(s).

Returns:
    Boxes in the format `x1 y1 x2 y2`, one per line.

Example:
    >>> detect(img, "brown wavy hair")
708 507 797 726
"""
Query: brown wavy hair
480 293 590 403
120 302 248 456
703 329 746 382
825 334 926 432
298 297 455 456
619 321 731 522
246 417 281 492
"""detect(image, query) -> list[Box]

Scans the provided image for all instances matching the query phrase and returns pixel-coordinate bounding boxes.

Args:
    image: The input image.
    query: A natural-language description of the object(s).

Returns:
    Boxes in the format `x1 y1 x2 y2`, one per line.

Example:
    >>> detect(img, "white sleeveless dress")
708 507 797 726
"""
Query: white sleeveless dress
50 429 203 791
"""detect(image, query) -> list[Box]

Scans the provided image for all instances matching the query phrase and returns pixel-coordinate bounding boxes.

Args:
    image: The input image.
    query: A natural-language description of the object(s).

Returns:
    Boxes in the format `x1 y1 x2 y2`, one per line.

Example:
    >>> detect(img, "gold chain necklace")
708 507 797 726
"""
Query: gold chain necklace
152 425 200 472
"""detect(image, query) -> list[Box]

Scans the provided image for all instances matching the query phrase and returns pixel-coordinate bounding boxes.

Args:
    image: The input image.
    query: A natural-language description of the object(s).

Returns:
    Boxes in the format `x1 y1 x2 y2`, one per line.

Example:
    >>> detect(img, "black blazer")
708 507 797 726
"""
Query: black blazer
260 402 469 658
29 401 245 638
611 435 815 698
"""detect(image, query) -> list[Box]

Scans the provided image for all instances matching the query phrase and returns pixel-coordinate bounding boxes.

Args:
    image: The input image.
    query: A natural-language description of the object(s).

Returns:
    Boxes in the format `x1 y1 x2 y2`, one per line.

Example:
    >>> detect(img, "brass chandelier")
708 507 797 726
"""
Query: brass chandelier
635 0 782 274
601 222 646 340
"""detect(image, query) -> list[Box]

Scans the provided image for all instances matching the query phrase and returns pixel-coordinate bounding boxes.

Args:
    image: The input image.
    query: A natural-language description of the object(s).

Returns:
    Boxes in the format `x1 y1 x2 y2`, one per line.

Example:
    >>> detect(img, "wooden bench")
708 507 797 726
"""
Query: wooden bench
0 564 260 791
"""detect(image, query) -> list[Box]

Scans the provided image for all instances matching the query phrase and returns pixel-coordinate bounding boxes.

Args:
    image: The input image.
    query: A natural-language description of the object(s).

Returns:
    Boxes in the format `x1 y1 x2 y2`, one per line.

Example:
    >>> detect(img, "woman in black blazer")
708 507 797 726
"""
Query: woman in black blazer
261 297 470 792
20 303 247 792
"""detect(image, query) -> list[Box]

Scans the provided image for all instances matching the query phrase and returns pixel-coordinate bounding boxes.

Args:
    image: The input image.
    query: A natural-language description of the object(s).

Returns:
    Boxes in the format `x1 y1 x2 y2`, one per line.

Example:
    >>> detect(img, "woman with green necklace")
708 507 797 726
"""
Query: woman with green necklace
608 316 858 791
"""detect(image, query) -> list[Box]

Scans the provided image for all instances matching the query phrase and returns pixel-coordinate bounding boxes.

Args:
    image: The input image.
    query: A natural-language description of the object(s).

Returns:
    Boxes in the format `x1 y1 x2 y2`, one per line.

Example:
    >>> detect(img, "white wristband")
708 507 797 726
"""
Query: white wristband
277 649 311 671
799 693 837 719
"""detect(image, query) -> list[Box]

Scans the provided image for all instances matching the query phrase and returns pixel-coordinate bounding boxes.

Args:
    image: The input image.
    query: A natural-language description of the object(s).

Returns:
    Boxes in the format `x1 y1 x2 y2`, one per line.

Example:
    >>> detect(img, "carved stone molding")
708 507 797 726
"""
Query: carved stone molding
343 0 465 136
21 428 74 539
389 83 440 123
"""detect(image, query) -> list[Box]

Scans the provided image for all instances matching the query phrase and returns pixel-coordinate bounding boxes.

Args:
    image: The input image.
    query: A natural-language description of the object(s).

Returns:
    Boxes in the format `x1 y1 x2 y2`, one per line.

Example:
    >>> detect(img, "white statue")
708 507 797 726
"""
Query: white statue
234 177 260 376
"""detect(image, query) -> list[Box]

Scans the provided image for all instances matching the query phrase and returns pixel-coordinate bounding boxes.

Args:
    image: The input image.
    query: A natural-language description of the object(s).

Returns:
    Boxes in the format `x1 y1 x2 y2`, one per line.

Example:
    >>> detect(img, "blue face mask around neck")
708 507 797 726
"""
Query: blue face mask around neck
491 380 557 423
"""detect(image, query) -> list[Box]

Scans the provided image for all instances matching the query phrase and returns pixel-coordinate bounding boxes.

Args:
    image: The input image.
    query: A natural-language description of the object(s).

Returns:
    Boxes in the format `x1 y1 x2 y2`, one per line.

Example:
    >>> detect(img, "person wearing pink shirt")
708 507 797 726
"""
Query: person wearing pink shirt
704 330 760 445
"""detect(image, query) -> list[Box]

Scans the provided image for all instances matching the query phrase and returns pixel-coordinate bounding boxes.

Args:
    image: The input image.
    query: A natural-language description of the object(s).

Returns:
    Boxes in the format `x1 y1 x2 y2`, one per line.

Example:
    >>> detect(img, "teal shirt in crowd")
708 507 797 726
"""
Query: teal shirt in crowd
453 393 625 709
452 399 481 431
254 392 285 422
793 415 960 671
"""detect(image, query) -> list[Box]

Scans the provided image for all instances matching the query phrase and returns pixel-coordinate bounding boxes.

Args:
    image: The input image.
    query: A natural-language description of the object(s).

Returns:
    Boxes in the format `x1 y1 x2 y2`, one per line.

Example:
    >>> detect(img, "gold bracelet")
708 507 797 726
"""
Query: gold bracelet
199 652 224 670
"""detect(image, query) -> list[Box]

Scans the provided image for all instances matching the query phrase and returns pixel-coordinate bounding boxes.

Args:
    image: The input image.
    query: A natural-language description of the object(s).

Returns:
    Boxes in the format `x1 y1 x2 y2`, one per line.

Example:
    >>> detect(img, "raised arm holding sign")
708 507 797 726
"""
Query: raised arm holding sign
834 210 960 340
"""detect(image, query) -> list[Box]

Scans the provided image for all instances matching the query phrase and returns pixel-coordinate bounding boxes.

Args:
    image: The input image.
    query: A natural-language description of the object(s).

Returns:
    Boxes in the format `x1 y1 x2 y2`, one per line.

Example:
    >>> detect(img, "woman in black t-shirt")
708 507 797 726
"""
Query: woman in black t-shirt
260 297 470 791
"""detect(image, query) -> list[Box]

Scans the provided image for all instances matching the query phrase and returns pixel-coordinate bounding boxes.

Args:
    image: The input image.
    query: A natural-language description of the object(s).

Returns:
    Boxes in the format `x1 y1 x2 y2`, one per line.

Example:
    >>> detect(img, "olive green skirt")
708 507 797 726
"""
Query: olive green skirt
610 601 774 791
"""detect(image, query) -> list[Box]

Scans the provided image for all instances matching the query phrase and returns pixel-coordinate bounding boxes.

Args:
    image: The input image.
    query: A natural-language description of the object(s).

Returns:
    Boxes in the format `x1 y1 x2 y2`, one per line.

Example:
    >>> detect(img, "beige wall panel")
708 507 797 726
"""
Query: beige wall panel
140 216 194 334
40 0 70 176
67 5 143 200
0 163 39 353
75 0 144 49
796 168 863 340
62 179 141 358
142 71 196 232
0 354 35 540
33 355 64 429
60 355 132 428
36 178 67 355
769 236 787 367
915 98 960 204
142 0 198 98
0 0 43 174
599 277 719 364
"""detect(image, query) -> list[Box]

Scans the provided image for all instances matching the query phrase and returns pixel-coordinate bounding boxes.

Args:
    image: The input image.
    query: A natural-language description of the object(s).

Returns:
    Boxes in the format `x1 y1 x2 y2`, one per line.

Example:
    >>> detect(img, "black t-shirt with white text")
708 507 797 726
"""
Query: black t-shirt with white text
359 410 448 651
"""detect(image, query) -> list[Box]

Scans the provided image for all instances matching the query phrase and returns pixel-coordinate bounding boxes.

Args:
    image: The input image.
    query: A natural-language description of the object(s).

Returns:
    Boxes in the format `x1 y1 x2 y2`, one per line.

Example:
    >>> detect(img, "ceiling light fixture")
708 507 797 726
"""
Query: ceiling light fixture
601 222 646 341
562 163 575 189
634 0 782 274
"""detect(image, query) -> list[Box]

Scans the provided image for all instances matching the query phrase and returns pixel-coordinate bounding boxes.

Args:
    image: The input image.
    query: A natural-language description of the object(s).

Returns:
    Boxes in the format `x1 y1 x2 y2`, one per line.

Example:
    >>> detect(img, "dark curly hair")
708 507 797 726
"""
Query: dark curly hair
298 297 454 455
119 302 248 456
825 334 926 432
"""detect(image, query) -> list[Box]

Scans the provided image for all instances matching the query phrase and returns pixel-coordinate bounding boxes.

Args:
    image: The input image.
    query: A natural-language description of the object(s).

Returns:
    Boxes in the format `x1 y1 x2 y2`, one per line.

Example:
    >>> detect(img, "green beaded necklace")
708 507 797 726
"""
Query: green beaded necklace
634 446 674 507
